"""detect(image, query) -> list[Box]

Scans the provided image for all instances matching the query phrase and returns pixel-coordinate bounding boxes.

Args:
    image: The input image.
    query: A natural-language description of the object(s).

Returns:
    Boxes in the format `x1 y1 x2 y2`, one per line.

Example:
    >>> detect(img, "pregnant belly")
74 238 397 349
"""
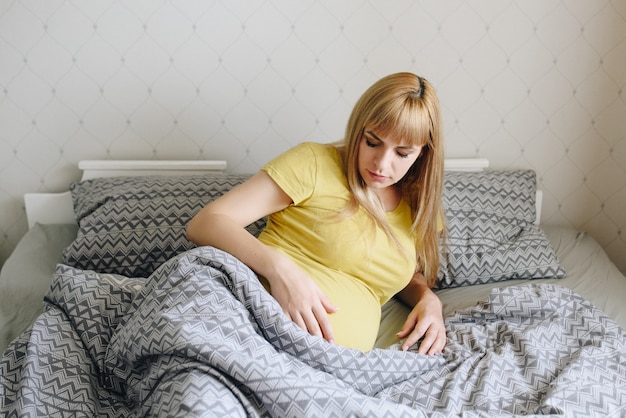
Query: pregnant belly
312 271 382 352
259 249 384 352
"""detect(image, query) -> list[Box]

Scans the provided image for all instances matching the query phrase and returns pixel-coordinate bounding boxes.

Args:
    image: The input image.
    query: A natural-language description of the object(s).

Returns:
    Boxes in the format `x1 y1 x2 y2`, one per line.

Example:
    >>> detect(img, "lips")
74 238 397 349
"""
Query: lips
367 170 386 181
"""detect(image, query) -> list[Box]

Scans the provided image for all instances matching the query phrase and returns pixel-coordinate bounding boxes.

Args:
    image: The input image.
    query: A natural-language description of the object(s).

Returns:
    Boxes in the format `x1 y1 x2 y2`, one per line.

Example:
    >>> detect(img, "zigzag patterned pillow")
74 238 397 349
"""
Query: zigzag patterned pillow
63 174 264 277
437 170 566 289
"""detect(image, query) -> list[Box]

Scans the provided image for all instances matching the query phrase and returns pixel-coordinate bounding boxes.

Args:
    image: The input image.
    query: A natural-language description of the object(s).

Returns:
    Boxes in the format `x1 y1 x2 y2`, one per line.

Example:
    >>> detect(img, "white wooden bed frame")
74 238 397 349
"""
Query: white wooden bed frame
23 158 542 228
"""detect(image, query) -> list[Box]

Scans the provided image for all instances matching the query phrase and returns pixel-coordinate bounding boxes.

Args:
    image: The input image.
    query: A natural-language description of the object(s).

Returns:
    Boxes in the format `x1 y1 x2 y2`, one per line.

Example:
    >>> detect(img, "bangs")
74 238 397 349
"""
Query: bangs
367 98 432 148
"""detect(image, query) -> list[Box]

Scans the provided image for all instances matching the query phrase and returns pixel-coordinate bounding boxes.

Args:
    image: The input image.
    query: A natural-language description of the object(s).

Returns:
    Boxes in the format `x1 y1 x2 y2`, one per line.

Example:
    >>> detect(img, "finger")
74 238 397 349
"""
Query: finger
319 292 339 314
430 329 447 354
415 322 440 354
425 338 444 356
313 305 335 344
396 313 419 339
401 320 429 351
396 323 414 339
301 309 324 339
401 333 421 352
419 328 446 355
290 311 307 332
416 330 436 355
316 292 337 343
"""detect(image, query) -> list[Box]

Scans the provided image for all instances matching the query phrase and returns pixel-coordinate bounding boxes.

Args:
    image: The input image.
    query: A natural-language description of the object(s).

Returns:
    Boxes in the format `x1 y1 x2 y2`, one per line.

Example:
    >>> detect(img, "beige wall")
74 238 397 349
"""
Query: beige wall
1 1 625 273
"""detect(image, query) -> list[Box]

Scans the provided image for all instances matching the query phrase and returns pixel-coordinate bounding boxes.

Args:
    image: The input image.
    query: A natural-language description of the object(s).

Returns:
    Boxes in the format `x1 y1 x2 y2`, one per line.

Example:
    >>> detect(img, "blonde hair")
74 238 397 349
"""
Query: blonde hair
338 72 445 286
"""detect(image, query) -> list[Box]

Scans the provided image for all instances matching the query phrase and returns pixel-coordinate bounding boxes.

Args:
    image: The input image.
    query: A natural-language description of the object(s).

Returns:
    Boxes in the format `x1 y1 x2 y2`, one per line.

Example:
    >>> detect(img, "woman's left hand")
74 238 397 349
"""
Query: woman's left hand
396 287 446 355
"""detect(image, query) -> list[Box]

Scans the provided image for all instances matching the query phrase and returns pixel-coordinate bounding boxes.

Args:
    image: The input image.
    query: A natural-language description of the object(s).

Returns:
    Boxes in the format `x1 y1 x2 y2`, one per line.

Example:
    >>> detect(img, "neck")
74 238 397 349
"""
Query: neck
374 185 401 212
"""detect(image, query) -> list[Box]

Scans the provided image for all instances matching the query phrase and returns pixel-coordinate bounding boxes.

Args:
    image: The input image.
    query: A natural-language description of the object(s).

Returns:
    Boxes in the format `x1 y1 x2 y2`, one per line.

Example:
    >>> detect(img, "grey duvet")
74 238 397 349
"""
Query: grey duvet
1 246 625 417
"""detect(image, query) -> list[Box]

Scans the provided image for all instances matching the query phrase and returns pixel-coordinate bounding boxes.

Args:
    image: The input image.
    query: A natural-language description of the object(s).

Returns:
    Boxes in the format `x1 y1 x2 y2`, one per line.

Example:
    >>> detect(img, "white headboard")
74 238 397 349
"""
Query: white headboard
443 158 489 172
24 160 227 229
23 158 542 228
77 160 227 180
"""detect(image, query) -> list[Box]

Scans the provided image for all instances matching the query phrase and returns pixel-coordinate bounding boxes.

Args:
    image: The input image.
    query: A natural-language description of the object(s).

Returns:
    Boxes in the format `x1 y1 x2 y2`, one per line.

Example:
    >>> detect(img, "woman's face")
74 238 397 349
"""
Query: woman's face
357 129 422 191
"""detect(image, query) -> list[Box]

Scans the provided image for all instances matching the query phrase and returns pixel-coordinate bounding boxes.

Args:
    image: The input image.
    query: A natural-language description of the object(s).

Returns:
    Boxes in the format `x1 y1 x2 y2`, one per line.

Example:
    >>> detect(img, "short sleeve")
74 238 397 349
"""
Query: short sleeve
261 142 318 205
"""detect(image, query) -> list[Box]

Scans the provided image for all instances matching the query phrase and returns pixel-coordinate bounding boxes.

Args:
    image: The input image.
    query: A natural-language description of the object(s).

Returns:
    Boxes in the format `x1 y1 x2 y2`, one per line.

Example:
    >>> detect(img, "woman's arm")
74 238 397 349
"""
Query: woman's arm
395 272 446 355
187 171 293 276
186 171 338 342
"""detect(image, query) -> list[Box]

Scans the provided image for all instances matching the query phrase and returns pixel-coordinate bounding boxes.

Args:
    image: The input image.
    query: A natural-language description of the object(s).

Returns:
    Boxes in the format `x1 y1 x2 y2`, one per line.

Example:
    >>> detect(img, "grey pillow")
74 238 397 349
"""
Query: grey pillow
62 174 265 277
437 170 566 289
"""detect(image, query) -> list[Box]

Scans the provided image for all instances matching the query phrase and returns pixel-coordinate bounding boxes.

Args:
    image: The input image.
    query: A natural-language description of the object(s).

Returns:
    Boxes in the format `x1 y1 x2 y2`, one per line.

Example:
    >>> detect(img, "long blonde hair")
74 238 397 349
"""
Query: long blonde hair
338 72 445 286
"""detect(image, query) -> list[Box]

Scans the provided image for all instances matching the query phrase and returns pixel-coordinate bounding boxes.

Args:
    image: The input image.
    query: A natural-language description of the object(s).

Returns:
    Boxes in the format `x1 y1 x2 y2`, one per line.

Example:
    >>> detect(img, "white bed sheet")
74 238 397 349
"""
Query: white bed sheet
0 223 78 352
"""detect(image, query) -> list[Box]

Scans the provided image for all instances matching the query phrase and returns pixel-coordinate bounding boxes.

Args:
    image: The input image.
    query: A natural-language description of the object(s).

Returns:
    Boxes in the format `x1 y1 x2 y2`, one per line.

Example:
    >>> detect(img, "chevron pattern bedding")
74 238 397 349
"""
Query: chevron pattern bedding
2 246 624 417
62 174 264 277
437 170 566 288
61 170 565 287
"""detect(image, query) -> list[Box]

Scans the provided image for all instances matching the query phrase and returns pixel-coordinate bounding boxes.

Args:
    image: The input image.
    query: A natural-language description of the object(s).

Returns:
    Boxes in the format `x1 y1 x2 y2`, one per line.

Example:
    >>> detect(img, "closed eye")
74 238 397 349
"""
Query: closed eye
365 137 379 148
364 130 418 158
396 150 410 158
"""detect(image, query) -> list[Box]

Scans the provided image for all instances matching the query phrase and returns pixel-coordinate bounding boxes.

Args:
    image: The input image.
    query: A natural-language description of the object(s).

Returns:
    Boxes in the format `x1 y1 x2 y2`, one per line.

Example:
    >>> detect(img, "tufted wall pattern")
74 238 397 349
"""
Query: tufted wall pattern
1 1 625 273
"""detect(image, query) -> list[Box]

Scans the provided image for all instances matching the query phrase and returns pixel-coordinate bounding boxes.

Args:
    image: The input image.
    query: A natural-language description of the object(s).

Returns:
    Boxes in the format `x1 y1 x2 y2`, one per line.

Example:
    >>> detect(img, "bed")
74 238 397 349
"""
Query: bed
1 158 624 417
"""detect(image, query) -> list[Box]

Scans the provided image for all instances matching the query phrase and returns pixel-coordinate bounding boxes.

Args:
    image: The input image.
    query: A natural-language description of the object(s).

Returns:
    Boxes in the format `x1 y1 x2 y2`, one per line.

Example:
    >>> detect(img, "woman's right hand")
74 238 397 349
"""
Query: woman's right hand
266 255 338 343
187 171 338 343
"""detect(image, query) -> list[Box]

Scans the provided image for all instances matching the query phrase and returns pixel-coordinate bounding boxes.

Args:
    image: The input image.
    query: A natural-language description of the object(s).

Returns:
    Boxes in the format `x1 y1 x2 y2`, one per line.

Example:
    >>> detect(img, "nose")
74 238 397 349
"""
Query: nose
373 148 393 172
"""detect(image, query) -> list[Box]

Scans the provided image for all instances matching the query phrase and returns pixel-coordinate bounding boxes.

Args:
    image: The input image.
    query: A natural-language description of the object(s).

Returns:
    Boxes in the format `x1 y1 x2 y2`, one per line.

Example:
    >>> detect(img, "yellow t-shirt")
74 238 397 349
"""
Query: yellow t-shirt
258 142 417 351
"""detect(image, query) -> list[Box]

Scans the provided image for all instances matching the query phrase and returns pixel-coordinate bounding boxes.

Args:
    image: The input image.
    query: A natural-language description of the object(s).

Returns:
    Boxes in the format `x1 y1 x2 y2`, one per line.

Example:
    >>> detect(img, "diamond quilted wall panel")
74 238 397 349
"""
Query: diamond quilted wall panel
0 1 625 273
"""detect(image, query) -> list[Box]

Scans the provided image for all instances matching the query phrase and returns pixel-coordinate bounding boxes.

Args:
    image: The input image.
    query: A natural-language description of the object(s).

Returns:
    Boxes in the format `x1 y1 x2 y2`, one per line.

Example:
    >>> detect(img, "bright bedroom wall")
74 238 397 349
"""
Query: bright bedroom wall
1 1 625 273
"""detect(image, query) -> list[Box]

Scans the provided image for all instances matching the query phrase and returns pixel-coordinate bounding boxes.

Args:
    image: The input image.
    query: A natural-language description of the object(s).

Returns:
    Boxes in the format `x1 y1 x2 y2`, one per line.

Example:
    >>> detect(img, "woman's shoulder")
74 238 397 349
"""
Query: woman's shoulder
310 141 343 163
291 141 338 156
263 141 344 188
261 141 347 206
280 142 341 170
